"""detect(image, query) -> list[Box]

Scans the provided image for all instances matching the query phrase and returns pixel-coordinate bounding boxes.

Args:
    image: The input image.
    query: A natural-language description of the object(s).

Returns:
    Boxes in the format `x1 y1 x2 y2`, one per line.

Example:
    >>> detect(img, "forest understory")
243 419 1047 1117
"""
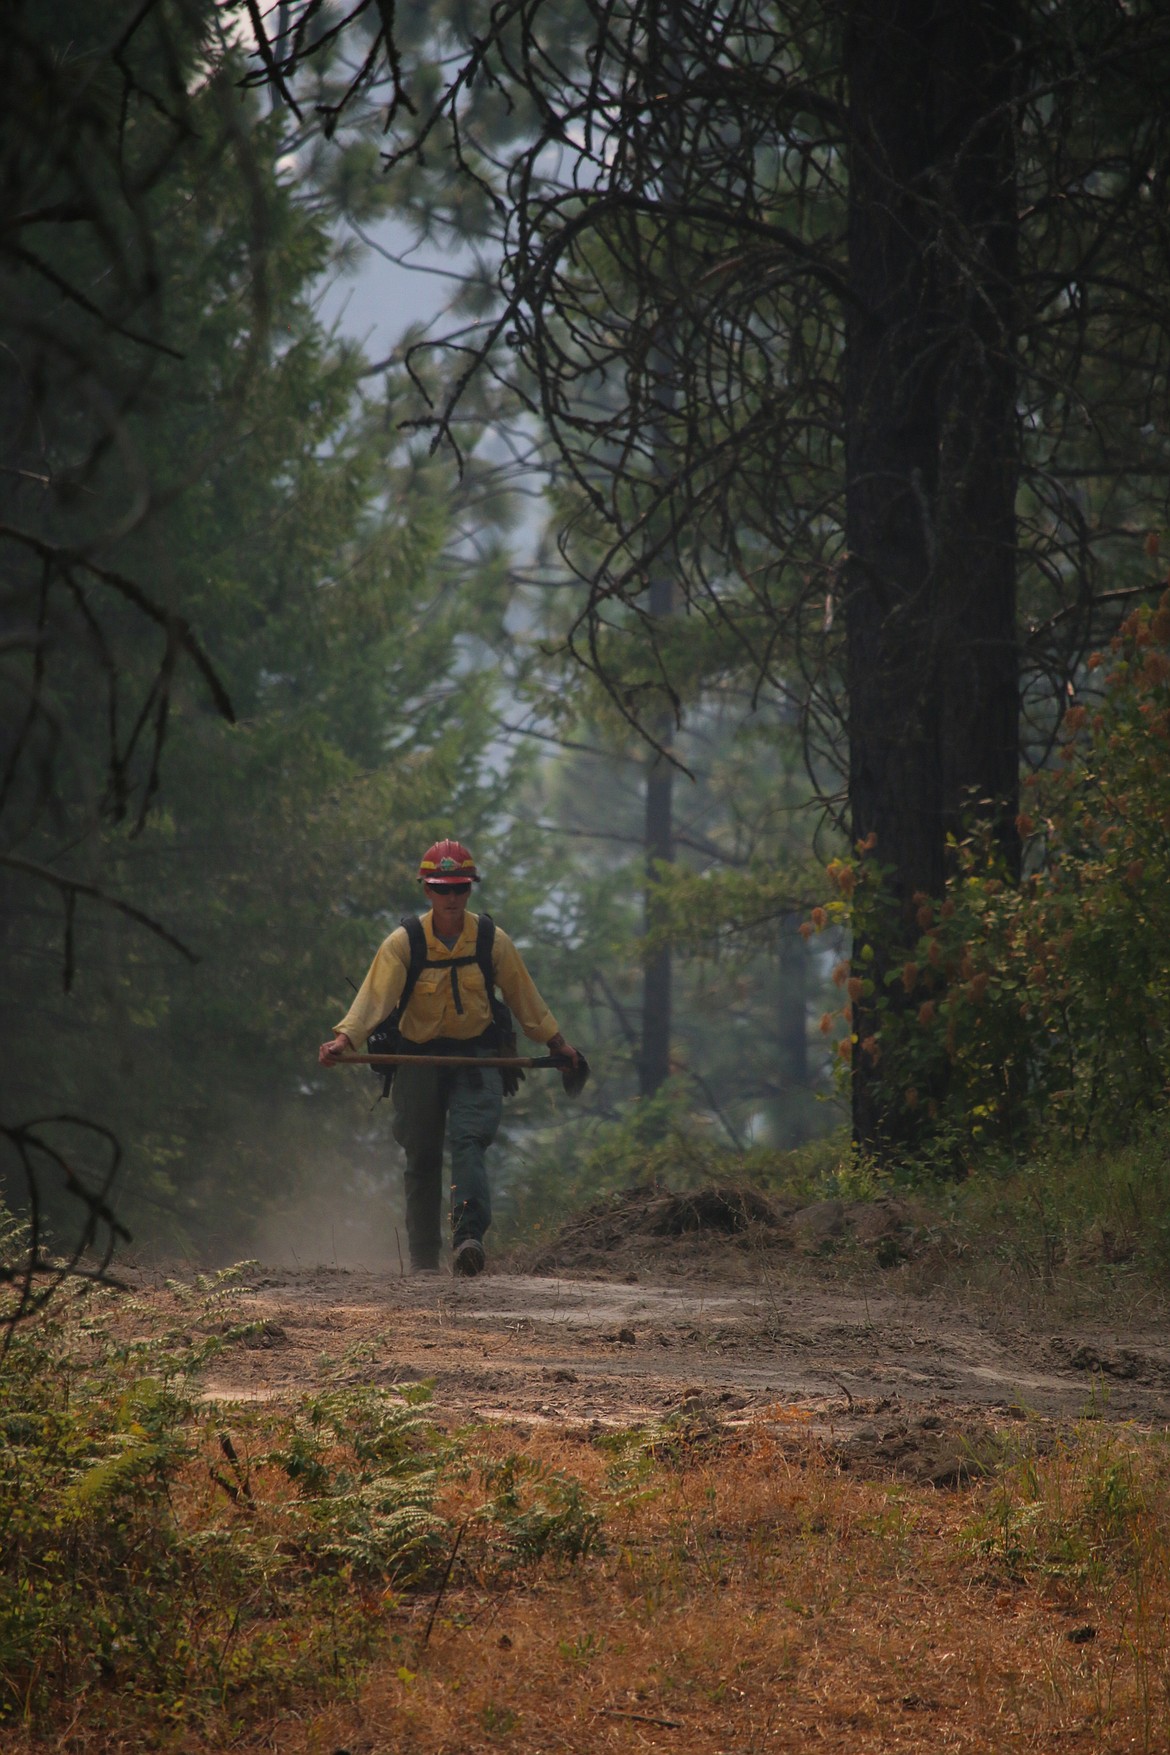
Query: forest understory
6 1196 1170 1755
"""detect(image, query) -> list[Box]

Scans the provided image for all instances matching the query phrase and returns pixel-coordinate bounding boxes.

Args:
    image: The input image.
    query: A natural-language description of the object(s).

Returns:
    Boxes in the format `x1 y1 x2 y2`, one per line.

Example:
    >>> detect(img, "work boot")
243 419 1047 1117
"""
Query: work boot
452 1238 486 1278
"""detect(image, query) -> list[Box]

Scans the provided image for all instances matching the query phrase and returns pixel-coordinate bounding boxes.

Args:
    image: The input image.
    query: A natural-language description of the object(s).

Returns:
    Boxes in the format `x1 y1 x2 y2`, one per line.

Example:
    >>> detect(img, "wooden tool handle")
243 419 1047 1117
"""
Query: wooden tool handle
338 1051 555 1069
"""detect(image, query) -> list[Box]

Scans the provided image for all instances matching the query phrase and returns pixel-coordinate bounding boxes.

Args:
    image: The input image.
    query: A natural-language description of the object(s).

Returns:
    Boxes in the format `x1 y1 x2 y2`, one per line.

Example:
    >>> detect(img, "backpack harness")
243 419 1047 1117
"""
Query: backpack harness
366 913 522 1099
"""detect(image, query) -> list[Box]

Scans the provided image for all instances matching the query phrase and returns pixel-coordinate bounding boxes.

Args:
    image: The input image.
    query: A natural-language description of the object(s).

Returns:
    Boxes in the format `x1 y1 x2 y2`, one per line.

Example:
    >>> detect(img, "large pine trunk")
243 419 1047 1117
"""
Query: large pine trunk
843 0 1021 1152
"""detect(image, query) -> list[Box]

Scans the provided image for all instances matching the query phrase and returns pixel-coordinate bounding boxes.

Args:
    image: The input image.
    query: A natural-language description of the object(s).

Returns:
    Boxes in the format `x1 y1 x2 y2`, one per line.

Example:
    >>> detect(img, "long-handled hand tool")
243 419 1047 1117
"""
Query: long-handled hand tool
337 1049 590 1097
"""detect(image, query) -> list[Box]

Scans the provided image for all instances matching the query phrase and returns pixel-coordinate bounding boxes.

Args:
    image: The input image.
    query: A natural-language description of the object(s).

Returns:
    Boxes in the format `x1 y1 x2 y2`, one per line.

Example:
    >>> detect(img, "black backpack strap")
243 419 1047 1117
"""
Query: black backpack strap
473 913 522 1095
398 914 428 1019
475 913 496 993
366 917 428 1102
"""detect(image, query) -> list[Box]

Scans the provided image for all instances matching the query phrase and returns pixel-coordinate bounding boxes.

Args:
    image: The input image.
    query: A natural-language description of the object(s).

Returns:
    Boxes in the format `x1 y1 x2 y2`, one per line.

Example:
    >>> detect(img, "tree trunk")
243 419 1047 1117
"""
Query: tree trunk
640 681 674 1096
844 0 1021 1152
638 2 682 1101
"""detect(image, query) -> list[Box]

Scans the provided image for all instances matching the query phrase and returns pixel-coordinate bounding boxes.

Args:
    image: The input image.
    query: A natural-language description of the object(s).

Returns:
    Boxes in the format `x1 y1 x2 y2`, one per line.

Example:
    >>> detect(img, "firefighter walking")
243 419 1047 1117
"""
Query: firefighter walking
318 840 580 1276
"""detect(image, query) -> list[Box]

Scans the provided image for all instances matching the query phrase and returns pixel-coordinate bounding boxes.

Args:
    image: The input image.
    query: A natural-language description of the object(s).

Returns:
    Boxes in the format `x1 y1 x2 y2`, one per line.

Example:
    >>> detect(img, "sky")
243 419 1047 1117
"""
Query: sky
316 216 471 361
317 211 552 583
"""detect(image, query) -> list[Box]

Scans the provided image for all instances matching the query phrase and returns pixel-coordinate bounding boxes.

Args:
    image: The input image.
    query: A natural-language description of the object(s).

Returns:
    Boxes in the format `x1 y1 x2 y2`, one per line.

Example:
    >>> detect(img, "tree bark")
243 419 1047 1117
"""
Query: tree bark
638 1 682 1101
640 647 674 1097
844 0 1021 1151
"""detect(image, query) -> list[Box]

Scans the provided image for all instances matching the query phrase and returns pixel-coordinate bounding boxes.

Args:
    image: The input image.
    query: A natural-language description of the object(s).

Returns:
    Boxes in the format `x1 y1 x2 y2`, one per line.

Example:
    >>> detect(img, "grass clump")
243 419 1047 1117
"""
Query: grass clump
950 1130 1170 1284
969 1424 1167 1589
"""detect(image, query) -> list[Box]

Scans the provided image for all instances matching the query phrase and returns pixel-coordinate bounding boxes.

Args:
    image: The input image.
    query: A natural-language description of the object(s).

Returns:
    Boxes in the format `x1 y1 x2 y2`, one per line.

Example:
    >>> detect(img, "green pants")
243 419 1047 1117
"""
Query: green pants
391 1055 503 1266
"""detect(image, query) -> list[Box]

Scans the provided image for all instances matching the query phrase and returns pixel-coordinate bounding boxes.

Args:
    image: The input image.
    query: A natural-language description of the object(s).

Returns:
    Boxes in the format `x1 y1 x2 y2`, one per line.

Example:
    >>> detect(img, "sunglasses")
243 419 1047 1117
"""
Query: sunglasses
425 881 472 895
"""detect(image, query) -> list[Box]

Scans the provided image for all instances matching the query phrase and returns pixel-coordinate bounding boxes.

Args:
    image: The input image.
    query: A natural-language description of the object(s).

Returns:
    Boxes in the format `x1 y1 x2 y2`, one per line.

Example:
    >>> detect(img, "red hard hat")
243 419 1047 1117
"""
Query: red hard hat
418 838 480 886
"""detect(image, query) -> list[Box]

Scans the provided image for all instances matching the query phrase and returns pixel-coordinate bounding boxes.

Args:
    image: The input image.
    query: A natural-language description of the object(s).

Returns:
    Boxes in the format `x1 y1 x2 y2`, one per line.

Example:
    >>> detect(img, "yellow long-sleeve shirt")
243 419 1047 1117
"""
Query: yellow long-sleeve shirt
335 911 559 1048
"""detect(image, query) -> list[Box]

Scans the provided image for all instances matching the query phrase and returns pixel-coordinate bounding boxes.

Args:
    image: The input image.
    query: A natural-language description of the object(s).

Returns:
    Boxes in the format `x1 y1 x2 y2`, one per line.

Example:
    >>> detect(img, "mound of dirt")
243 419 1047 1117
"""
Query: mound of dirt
525 1183 783 1275
646 1184 783 1235
834 1410 1002 1487
526 1183 925 1276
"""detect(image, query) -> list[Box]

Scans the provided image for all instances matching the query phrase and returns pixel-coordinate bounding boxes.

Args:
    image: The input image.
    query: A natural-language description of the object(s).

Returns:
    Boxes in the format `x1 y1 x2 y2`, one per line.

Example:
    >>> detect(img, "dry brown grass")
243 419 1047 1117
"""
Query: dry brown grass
256 1417 1170 1755
5 1402 1169 1754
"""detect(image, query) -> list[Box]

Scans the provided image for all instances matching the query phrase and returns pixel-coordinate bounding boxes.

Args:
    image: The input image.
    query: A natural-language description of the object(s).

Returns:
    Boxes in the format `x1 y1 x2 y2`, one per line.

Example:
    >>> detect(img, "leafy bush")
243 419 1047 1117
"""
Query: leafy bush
810 588 1170 1169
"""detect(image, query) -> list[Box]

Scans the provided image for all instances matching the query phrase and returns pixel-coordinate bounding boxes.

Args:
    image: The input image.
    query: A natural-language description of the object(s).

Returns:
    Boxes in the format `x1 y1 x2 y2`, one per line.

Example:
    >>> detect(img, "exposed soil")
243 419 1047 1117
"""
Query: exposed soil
126 1186 1170 1479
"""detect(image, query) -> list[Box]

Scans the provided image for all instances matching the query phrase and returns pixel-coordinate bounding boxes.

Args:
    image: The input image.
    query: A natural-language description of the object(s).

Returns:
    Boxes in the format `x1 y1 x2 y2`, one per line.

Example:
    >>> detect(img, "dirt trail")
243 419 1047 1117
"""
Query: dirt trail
132 1256 1170 1451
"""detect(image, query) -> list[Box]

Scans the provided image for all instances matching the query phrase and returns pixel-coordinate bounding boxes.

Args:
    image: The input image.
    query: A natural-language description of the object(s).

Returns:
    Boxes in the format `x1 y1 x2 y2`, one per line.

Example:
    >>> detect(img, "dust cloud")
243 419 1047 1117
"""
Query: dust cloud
251 1157 407 1271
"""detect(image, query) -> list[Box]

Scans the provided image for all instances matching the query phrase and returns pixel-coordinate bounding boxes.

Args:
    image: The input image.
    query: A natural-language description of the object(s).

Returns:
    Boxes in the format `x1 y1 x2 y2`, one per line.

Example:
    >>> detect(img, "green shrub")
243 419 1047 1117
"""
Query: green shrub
809 587 1170 1169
